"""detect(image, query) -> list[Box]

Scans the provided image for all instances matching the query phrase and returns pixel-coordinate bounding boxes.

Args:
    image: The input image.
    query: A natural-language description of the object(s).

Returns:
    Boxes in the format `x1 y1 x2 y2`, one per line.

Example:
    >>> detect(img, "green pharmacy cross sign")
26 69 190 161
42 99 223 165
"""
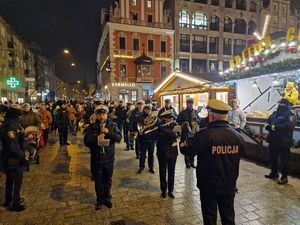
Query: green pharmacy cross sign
7 77 20 88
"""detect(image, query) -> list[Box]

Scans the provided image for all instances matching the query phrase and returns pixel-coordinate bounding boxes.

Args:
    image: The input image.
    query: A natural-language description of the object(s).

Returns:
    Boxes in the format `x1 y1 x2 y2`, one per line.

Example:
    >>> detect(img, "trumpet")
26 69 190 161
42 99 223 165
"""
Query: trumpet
142 121 175 135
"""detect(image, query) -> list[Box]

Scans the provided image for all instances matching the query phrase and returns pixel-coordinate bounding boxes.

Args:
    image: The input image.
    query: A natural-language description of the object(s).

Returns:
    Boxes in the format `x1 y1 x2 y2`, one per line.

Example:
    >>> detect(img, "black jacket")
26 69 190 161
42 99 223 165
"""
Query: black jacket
0 119 27 172
191 120 245 195
176 108 200 126
137 112 156 142
115 105 126 123
84 119 122 165
56 108 69 129
129 107 142 132
158 106 178 118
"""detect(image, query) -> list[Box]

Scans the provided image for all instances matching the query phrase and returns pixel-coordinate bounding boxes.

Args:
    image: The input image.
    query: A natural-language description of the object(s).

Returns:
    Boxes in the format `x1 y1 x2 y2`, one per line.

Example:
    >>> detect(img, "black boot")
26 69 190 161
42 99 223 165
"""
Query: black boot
264 173 279 179
8 199 26 212
278 176 288 185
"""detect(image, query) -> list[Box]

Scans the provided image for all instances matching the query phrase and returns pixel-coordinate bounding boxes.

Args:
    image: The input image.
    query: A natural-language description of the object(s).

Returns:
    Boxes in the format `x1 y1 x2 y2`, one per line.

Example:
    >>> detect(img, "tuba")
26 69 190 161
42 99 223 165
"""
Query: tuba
137 115 158 135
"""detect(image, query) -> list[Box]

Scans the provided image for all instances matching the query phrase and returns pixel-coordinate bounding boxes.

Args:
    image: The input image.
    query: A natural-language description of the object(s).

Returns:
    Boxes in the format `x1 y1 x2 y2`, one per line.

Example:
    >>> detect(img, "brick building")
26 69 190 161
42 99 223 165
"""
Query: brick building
97 0 175 102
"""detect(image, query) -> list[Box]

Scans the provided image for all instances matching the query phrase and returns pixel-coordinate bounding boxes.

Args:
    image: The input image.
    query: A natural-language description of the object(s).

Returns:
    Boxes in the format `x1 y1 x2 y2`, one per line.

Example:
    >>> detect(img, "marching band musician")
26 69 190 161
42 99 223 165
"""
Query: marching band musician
155 110 178 199
177 98 200 169
123 102 134 151
137 104 156 174
158 98 178 118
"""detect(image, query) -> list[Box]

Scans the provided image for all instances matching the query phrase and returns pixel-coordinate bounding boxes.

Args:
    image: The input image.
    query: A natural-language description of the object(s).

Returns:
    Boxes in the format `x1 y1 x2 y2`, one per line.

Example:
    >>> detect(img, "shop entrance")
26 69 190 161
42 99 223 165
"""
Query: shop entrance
119 90 128 102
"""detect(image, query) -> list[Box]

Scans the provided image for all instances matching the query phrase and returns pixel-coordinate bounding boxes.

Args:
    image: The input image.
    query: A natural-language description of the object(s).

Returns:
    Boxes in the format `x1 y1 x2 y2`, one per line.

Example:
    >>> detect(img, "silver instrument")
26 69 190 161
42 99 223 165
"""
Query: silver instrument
137 115 158 135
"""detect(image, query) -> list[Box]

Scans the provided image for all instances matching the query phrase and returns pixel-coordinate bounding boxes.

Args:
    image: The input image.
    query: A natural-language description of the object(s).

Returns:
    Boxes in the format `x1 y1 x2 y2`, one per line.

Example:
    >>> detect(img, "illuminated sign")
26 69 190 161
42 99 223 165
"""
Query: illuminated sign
7 77 20 88
112 82 136 87
286 27 300 42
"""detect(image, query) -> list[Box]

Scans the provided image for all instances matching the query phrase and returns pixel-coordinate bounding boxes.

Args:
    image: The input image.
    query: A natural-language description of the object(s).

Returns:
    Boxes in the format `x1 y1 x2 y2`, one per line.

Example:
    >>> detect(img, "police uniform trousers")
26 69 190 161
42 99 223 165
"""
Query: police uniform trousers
269 144 290 178
158 155 177 194
135 135 141 158
139 140 154 170
94 161 114 204
123 125 133 149
184 148 195 167
58 127 68 145
200 191 235 225
117 120 123 134
5 171 23 204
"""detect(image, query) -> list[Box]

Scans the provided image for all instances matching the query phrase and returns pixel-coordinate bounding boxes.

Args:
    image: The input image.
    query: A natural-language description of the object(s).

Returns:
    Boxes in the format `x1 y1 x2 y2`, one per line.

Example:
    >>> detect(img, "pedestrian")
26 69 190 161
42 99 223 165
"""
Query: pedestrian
56 101 70 146
155 109 178 198
158 98 178 118
67 104 77 135
228 99 246 131
190 99 245 225
0 107 27 211
123 102 134 151
38 103 53 146
20 103 42 129
84 105 121 210
265 98 296 184
177 98 200 169
115 99 126 132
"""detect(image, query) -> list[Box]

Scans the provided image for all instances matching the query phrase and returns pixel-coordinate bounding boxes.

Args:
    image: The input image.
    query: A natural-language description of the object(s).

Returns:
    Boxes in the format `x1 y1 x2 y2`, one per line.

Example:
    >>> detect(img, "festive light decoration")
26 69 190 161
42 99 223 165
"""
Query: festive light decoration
7 77 20 88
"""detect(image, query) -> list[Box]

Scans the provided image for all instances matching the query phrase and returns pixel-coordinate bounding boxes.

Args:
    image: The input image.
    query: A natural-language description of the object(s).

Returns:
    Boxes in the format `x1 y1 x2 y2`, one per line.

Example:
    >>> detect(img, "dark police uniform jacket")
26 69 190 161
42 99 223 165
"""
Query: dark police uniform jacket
129 107 142 132
191 120 245 195
56 108 69 129
176 108 200 126
266 108 296 147
137 112 156 142
0 119 27 173
158 106 178 118
84 119 122 165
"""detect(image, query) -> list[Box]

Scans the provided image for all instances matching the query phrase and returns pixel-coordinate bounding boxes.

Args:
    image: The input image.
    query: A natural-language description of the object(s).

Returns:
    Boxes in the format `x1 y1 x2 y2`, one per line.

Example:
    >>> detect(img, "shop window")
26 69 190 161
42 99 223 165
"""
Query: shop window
120 64 127 77
179 10 190 28
192 12 208 30
119 37 126 49
133 38 139 51
224 16 232 33
210 14 219 31
132 90 137 102
180 34 190 52
161 41 166 52
225 0 232 8
250 1 256 12
180 58 189 72
248 21 256 35
147 15 153 23
142 90 149 100
223 38 232 55
209 37 218 54
147 0 152 8
233 39 246 55
192 35 207 53
234 18 246 34
211 0 219 6
160 65 166 79
148 39 154 52
192 59 207 74
236 0 246 10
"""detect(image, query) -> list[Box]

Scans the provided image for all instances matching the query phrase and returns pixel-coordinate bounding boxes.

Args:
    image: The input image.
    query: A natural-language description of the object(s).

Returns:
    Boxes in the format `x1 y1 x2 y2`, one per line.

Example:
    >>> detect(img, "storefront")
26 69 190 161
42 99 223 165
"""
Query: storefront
0 76 25 103
153 71 230 113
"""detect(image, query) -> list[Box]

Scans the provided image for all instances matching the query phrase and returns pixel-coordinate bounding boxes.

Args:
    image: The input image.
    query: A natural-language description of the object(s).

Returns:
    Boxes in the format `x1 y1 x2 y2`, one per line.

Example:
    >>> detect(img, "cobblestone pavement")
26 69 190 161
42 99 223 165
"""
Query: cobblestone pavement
0 134 300 225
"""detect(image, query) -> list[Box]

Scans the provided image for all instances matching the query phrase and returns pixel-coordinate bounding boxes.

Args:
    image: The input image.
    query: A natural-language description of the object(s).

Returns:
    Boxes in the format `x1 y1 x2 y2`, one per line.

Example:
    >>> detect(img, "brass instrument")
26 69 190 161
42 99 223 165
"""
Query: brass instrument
142 121 174 135
191 121 200 134
137 115 158 135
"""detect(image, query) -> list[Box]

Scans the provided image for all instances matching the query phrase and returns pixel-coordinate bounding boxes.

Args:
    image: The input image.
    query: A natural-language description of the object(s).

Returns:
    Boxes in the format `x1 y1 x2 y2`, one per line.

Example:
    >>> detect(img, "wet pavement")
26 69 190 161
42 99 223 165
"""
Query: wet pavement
0 134 300 225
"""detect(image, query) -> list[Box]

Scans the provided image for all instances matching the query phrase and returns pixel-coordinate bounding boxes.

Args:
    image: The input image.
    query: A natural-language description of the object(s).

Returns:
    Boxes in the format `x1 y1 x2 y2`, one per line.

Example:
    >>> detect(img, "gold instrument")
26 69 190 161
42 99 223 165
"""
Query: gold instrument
191 121 200 134
142 121 174 135
137 115 158 135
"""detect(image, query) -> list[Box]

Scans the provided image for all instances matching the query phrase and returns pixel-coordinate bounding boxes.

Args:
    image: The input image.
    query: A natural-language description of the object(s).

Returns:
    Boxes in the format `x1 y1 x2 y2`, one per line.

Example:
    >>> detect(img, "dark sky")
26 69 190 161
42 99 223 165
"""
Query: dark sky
0 0 113 85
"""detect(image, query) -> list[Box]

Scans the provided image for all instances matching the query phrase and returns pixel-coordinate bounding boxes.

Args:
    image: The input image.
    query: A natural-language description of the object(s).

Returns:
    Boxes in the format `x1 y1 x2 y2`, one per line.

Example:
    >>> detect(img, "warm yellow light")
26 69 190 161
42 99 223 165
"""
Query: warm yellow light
113 54 133 59
63 49 70 54
71 62 76 67
155 57 171 61
100 56 110 72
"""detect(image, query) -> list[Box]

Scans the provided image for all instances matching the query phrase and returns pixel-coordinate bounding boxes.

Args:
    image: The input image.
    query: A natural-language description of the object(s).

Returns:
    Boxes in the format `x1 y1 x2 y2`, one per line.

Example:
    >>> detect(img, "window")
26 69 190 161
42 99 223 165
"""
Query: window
160 65 166 79
137 65 152 78
225 0 232 8
120 64 127 77
248 21 256 35
194 0 207 3
282 18 287 27
273 3 278 11
210 15 219 31
131 90 137 102
133 38 139 51
209 37 218 54
180 34 190 52
192 59 207 74
224 16 232 32
119 37 126 49
192 35 207 53
180 59 189 72
223 61 230 70
147 0 152 8
234 39 246 55
290 19 295 26
179 10 190 27
273 16 278 25
209 60 218 73
234 18 246 34
132 0 137 6
211 0 219 6
223 38 232 55
147 15 153 23
250 1 256 12
131 12 138 20
282 5 287 13
161 41 166 52
148 40 154 52
236 0 246 10
192 12 208 29
142 90 149 100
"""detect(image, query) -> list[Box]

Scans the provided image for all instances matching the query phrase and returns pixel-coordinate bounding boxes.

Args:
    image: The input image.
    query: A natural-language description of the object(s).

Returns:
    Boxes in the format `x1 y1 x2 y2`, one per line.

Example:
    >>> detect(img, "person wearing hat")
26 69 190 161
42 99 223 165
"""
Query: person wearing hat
189 99 245 225
123 102 134 151
158 98 178 118
56 101 70 146
155 109 179 198
265 98 296 184
176 98 200 168
283 82 298 106
20 103 42 129
115 99 126 133
0 107 27 211
228 99 246 131
129 100 144 159
84 105 122 210
137 104 156 174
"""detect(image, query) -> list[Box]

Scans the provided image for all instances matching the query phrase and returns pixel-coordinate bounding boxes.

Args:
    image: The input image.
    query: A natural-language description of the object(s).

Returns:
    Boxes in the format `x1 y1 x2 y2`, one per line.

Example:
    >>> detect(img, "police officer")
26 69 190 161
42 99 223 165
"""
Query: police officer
158 98 177 118
115 100 126 132
190 99 245 225
155 110 178 198
137 104 156 174
177 98 200 168
0 107 27 211
56 101 70 146
123 102 134 151
265 98 296 185
84 105 121 210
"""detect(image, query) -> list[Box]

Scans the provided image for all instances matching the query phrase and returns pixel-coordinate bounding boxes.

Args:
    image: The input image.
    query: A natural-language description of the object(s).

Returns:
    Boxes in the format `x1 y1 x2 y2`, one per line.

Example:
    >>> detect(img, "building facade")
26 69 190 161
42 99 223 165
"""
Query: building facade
97 0 175 102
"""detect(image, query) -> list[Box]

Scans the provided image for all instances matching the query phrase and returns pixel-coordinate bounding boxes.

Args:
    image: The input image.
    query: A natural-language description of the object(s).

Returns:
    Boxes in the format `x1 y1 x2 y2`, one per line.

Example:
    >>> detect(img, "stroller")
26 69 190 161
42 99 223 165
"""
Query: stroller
24 126 40 165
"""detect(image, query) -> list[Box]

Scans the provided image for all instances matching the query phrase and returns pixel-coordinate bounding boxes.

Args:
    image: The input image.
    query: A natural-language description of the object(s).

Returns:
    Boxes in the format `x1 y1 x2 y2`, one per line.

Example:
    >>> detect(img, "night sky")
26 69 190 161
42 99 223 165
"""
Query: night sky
0 0 113 85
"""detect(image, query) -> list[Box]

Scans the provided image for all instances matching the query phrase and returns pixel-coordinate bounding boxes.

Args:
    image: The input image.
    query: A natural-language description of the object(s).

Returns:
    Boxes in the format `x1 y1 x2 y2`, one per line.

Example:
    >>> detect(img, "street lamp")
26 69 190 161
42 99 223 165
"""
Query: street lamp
71 62 76 67
63 49 70 55
77 80 81 84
